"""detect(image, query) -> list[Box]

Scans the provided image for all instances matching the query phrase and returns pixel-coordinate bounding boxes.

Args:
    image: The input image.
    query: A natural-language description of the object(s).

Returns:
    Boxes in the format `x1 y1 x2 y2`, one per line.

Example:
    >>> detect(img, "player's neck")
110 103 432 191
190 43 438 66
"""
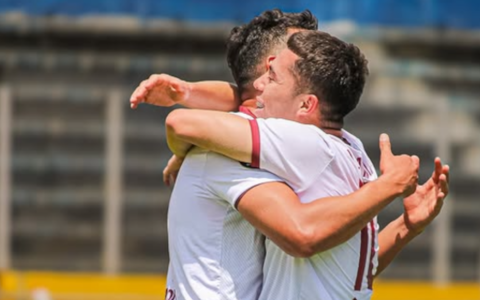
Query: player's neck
320 119 343 138
241 98 257 108
322 127 343 138
240 86 258 105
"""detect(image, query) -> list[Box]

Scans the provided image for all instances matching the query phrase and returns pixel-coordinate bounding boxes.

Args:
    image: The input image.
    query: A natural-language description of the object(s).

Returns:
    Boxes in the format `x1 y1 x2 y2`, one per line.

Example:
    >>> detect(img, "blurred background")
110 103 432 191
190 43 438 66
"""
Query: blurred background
0 0 479 299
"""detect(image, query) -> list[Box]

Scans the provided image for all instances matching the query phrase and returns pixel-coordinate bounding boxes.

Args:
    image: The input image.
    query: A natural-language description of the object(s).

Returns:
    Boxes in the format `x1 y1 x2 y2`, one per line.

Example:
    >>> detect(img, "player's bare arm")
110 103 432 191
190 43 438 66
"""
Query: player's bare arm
236 170 412 257
375 158 450 276
165 109 252 162
130 74 241 111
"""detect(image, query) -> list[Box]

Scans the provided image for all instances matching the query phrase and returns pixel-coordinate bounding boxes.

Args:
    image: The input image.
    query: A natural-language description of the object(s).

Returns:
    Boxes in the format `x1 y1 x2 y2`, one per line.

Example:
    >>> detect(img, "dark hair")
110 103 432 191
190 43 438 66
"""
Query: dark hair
226 9 317 96
287 30 369 126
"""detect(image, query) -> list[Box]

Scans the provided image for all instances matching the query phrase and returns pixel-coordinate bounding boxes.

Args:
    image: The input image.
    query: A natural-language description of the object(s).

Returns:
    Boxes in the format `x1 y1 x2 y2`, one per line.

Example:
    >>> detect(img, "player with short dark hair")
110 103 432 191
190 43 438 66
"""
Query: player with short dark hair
287 30 368 127
163 30 447 299
226 9 318 99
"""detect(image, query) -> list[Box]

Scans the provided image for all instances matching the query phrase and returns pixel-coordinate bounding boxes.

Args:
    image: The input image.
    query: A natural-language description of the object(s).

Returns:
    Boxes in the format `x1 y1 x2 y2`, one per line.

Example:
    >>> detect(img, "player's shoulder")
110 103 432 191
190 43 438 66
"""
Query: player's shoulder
258 118 337 157
258 117 325 136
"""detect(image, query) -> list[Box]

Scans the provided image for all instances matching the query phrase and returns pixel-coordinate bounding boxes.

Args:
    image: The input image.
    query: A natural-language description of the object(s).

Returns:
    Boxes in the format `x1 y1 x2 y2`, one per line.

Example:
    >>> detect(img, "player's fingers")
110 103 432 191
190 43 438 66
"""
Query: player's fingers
379 133 393 159
434 157 442 173
438 191 445 199
170 79 184 93
435 192 445 214
130 85 146 103
138 86 150 100
134 80 151 97
130 87 139 102
439 174 449 196
432 157 442 183
169 174 176 186
129 97 140 109
146 74 170 89
144 78 160 90
443 165 450 183
163 168 170 187
148 74 160 83
411 155 420 170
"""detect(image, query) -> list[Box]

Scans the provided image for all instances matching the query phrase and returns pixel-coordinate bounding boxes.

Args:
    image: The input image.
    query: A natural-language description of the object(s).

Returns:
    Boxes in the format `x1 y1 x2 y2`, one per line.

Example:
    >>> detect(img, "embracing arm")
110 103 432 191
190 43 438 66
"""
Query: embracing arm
180 80 241 111
165 109 252 160
238 175 405 258
130 74 241 111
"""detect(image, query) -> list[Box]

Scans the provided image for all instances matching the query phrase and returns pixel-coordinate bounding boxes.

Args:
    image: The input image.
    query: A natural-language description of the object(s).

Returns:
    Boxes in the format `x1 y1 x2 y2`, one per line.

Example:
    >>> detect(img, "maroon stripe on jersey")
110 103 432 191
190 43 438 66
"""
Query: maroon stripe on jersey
367 220 376 290
354 226 369 291
248 119 260 168
239 106 257 118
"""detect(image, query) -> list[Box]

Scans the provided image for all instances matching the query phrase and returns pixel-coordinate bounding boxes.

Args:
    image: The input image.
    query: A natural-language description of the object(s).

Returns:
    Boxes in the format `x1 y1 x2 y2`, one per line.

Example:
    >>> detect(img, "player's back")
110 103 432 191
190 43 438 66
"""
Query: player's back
250 118 378 300
166 136 281 300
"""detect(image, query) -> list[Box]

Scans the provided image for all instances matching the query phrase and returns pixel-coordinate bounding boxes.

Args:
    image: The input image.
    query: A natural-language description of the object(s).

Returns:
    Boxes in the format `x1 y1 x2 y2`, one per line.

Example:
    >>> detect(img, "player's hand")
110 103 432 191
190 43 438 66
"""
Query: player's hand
379 133 419 197
130 74 191 109
402 157 450 234
163 154 185 187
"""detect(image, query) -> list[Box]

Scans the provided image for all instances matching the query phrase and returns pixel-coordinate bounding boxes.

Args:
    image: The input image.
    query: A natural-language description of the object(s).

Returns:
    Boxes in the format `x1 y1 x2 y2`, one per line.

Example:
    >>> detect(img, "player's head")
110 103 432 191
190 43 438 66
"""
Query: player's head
226 9 317 100
253 30 369 128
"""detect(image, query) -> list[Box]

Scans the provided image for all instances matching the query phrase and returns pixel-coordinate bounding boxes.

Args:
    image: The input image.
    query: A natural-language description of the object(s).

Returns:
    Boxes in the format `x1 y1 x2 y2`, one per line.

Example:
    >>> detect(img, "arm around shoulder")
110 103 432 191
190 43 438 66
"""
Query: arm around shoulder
182 81 241 111
165 109 253 162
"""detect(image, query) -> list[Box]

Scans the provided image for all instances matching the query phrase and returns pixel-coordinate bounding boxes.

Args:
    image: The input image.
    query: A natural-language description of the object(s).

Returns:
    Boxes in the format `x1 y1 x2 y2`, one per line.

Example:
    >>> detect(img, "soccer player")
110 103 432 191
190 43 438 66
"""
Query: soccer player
162 30 448 300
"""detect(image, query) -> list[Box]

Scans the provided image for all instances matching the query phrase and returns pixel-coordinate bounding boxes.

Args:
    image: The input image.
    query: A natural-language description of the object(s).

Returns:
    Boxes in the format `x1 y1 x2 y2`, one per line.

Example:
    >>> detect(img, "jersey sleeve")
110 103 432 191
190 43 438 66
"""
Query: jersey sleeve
249 118 335 190
205 153 284 210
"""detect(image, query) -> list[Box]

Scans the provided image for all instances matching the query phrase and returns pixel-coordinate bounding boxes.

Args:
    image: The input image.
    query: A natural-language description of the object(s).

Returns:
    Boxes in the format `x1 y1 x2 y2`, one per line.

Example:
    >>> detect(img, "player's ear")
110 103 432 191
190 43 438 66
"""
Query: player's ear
299 94 319 115
264 56 276 71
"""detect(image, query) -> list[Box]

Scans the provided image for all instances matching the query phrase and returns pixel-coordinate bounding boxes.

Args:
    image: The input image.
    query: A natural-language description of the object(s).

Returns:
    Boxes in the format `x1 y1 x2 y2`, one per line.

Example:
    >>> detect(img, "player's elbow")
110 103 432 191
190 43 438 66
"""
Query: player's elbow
285 224 339 258
165 109 195 139
285 228 319 258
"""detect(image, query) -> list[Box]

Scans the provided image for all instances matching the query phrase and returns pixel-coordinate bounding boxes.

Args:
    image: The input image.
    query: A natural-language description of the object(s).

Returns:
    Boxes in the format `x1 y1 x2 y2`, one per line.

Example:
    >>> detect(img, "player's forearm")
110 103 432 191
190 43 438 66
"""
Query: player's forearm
165 109 252 162
178 81 241 111
298 174 404 256
375 215 421 276
239 175 402 258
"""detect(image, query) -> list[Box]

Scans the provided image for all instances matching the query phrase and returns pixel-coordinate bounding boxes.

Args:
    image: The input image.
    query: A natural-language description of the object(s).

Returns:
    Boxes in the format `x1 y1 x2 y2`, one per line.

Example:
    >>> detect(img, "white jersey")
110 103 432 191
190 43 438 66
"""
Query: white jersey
245 117 379 300
165 112 282 300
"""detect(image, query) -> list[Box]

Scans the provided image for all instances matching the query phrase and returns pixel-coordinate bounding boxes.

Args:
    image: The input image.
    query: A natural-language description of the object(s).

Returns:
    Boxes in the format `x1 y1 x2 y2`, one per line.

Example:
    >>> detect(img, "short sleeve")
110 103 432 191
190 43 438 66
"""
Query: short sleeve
250 118 335 190
205 152 284 210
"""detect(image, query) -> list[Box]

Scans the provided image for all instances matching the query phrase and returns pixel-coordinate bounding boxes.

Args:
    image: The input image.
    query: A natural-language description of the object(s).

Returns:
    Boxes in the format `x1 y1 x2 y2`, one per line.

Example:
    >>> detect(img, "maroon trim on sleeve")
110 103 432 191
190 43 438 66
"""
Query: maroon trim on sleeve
239 106 257 118
233 180 288 210
248 119 260 168
367 220 376 290
354 226 369 291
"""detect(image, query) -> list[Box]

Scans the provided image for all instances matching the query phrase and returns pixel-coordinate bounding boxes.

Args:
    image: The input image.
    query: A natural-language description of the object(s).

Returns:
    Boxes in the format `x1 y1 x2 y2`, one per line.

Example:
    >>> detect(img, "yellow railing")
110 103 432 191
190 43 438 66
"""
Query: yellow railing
1 271 479 300
0 271 165 300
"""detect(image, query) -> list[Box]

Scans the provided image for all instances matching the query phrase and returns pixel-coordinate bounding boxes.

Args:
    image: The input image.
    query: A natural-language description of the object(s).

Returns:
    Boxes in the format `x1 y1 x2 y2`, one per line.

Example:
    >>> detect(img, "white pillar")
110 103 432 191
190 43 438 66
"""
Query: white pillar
432 94 452 285
102 90 124 274
0 84 12 270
